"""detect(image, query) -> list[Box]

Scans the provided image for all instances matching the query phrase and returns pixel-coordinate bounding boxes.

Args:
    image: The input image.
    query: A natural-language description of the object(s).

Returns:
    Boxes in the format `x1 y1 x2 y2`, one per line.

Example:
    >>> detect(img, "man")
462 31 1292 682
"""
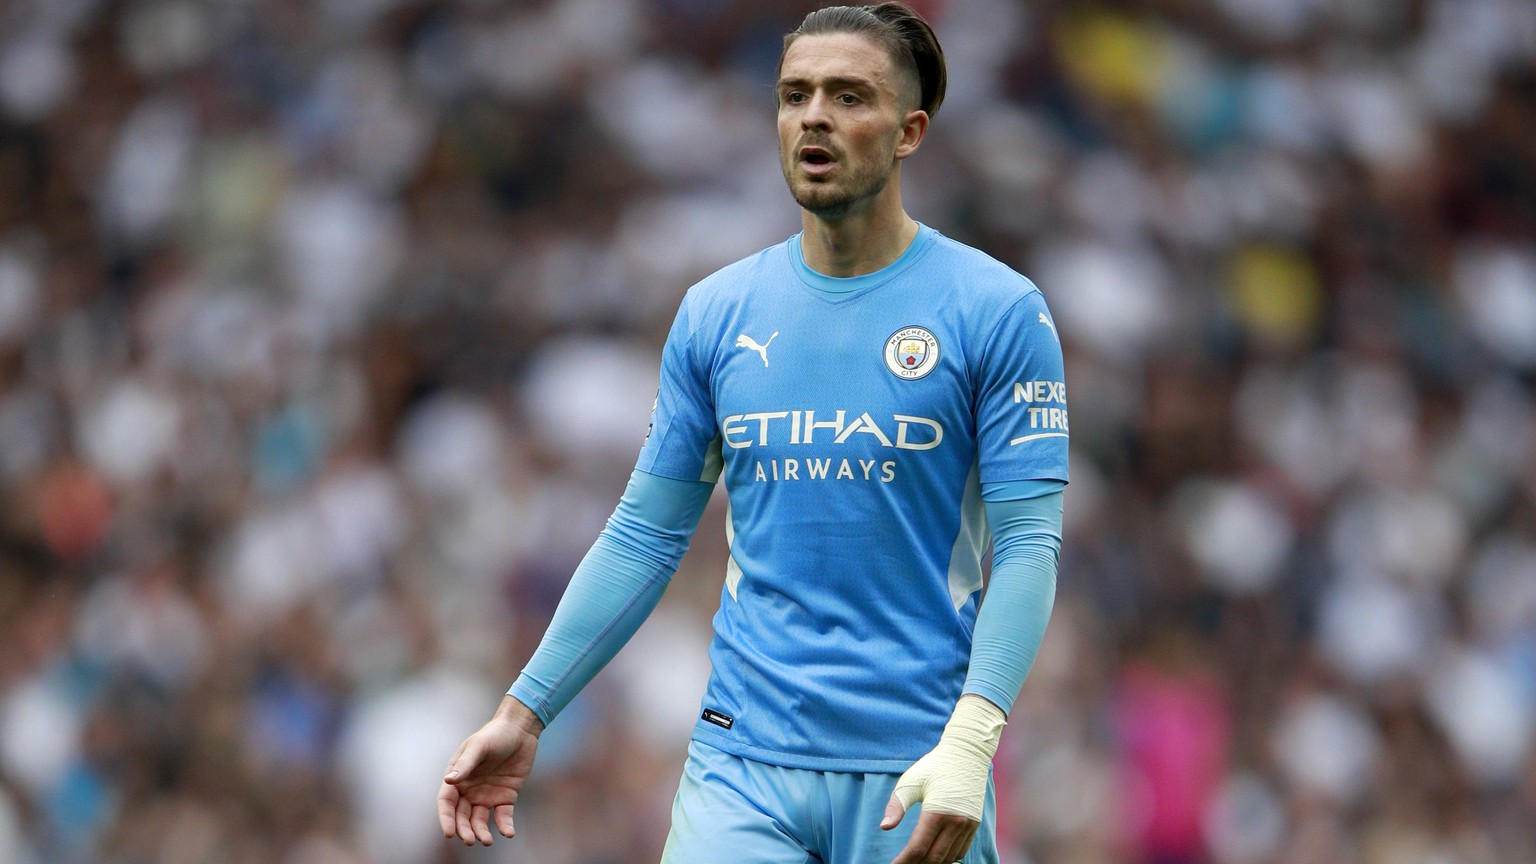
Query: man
437 4 1068 862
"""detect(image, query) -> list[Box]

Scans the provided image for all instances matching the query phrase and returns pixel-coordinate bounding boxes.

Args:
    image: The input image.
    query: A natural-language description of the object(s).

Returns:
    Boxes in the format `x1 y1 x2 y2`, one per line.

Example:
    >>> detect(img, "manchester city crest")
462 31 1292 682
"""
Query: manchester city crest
883 326 940 379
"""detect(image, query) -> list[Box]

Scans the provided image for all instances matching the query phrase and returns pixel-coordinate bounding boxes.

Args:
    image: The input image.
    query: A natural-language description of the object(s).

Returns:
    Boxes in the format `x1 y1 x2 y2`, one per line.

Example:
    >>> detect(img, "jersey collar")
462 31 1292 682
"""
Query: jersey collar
789 223 935 298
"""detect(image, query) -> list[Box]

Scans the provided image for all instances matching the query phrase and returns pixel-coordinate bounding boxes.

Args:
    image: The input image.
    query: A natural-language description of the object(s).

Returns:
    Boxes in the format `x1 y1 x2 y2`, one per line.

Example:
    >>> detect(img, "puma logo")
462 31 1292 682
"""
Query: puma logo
735 331 779 367
1038 312 1057 340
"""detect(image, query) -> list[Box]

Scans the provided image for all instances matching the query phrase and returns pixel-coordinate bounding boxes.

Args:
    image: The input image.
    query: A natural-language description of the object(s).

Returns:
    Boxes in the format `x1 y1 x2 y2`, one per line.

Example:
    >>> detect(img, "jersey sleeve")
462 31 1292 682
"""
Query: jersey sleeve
635 292 723 483
509 468 715 726
974 287 1069 485
961 483 1064 715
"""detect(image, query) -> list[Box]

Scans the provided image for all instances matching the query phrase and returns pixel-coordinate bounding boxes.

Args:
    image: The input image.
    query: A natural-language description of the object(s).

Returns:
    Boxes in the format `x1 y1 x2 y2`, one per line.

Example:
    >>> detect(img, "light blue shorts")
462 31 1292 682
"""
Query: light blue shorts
660 739 998 864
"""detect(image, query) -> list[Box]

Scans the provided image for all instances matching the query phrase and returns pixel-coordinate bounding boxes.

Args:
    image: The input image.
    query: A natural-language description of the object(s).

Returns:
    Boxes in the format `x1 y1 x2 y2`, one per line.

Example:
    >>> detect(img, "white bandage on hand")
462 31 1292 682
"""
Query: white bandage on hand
890 694 1006 822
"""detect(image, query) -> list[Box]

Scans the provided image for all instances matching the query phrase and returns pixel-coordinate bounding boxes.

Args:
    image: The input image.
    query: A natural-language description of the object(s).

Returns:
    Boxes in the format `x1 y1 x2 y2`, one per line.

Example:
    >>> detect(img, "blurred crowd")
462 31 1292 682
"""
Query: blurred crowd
0 0 1534 862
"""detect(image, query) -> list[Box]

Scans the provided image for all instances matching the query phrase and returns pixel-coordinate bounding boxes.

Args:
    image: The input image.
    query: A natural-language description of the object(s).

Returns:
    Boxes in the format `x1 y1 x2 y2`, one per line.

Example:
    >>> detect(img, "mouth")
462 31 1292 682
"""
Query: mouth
798 146 837 176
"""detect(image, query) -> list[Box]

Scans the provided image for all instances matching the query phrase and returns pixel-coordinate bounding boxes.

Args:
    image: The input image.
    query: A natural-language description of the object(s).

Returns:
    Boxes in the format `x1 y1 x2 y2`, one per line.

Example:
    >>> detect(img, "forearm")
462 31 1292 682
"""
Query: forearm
886 488 1061 828
509 469 713 726
508 520 677 723
961 486 1063 715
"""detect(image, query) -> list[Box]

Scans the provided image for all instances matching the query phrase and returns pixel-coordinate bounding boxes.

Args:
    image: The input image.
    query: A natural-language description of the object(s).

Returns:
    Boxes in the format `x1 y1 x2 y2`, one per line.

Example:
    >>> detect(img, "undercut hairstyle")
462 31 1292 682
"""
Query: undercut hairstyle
781 2 948 118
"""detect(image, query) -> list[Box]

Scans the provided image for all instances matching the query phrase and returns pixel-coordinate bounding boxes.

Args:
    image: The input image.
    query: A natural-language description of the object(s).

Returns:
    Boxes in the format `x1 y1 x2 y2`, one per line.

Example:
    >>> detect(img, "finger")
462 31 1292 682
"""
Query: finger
446 738 486 783
442 738 469 782
880 792 906 830
456 791 477 845
888 809 942 864
898 811 972 864
495 803 516 838
436 782 460 837
882 776 923 830
936 817 978 863
471 804 495 845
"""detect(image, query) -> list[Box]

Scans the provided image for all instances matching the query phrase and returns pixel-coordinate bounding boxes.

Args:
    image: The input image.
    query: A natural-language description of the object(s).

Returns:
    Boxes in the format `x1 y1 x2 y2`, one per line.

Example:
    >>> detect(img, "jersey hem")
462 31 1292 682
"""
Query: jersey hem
981 477 1066 502
978 466 1070 486
633 458 708 483
691 724 922 773
960 682 1016 718
508 680 553 728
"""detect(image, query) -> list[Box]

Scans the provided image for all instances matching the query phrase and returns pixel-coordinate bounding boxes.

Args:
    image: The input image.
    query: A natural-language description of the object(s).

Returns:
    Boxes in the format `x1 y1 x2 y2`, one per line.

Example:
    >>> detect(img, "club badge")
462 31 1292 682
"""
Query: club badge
884 326 940 379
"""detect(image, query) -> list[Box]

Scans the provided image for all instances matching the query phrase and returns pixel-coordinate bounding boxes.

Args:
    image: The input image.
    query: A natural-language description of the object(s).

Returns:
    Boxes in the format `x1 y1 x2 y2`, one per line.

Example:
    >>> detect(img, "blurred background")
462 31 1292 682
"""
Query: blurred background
0 0 1534 862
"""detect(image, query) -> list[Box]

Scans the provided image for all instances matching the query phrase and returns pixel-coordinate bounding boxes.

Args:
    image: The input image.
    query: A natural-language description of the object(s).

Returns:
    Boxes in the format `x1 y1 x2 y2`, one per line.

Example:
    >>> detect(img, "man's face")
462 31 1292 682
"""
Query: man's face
776 32 917 219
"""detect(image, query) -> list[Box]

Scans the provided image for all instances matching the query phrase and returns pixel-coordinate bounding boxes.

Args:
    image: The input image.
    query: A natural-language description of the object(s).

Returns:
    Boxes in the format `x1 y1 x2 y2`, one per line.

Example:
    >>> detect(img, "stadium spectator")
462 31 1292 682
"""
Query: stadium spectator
0 0 1532 862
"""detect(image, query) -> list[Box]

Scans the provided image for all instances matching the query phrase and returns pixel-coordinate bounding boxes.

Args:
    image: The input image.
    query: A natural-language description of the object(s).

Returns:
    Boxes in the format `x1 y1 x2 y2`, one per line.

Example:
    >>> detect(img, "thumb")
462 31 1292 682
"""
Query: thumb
444 740 486 784
880 782 920 830
880 793 906 830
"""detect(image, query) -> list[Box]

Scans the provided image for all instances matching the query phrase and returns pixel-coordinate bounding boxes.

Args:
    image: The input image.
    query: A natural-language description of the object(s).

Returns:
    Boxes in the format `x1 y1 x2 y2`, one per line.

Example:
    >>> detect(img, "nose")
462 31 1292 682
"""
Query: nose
801 91 833 130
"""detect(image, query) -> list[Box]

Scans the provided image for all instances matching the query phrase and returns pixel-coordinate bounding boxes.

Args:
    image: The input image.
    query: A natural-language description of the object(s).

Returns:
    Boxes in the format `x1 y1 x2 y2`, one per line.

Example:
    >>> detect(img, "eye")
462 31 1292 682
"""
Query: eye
837 93 860 105
784 91 807 104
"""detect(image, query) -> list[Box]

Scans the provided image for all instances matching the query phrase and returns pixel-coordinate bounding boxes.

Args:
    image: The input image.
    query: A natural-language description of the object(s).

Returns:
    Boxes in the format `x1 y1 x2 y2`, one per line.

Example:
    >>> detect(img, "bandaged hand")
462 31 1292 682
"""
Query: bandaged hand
885 694 1006 824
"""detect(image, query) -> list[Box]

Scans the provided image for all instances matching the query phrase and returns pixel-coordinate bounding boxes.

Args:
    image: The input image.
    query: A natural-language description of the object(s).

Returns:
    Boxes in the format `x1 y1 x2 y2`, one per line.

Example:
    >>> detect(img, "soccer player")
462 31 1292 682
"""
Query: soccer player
436 4 1068 862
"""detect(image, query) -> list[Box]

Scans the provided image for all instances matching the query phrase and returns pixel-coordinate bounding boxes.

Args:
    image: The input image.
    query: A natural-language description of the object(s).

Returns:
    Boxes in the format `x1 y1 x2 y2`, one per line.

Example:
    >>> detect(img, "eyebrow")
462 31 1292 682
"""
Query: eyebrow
776 75 879 93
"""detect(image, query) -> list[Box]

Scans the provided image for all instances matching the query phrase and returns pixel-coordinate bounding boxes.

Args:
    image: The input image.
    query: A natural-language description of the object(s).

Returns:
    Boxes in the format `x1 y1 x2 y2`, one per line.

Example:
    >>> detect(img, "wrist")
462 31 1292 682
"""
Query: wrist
890 694 1005 823
493 694 546 738
940 694 1006 761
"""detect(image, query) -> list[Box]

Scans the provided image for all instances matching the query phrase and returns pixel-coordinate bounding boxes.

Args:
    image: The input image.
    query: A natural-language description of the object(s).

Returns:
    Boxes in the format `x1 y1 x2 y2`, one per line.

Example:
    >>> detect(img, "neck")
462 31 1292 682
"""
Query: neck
798 181 919 278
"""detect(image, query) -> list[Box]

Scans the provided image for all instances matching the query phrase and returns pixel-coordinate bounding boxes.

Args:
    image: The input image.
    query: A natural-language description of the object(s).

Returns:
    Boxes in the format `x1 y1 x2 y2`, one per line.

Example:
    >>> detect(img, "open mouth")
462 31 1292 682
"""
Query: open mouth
799 147 837 174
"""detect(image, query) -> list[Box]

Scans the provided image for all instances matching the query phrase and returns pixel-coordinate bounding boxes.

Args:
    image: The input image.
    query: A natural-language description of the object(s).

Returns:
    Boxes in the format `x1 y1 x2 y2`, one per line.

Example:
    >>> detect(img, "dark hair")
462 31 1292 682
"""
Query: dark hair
781 2 947 118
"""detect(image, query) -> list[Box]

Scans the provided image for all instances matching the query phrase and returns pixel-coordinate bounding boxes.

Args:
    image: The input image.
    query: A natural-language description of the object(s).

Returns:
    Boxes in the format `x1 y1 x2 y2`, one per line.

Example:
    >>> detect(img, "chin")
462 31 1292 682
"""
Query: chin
793 186 854 218
787 175 886 219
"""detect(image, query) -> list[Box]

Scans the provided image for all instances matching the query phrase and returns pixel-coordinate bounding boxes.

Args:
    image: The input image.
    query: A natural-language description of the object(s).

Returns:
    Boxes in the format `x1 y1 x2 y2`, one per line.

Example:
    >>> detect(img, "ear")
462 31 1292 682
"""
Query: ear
894 109 929 160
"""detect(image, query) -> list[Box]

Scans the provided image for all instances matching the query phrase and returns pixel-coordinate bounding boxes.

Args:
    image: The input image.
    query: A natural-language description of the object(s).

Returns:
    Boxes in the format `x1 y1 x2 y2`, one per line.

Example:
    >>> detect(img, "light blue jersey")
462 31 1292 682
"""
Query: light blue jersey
636 224 1068 772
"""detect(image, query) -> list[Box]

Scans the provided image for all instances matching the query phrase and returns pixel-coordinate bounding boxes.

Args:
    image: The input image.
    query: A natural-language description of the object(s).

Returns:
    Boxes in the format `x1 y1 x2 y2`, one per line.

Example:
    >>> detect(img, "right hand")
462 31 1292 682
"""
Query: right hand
436 695 545 846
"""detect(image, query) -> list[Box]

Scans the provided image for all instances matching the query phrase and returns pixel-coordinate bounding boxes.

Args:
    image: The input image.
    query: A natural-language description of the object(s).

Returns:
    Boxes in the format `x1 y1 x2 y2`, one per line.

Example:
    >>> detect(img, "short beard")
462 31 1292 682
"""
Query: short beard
781 145 895 220
789 172 891 220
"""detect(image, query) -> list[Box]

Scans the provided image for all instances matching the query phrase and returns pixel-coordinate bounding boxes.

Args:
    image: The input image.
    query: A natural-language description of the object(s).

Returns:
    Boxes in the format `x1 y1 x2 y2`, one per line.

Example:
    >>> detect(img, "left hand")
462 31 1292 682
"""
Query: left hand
881 795 978 863
878 694 1005 864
